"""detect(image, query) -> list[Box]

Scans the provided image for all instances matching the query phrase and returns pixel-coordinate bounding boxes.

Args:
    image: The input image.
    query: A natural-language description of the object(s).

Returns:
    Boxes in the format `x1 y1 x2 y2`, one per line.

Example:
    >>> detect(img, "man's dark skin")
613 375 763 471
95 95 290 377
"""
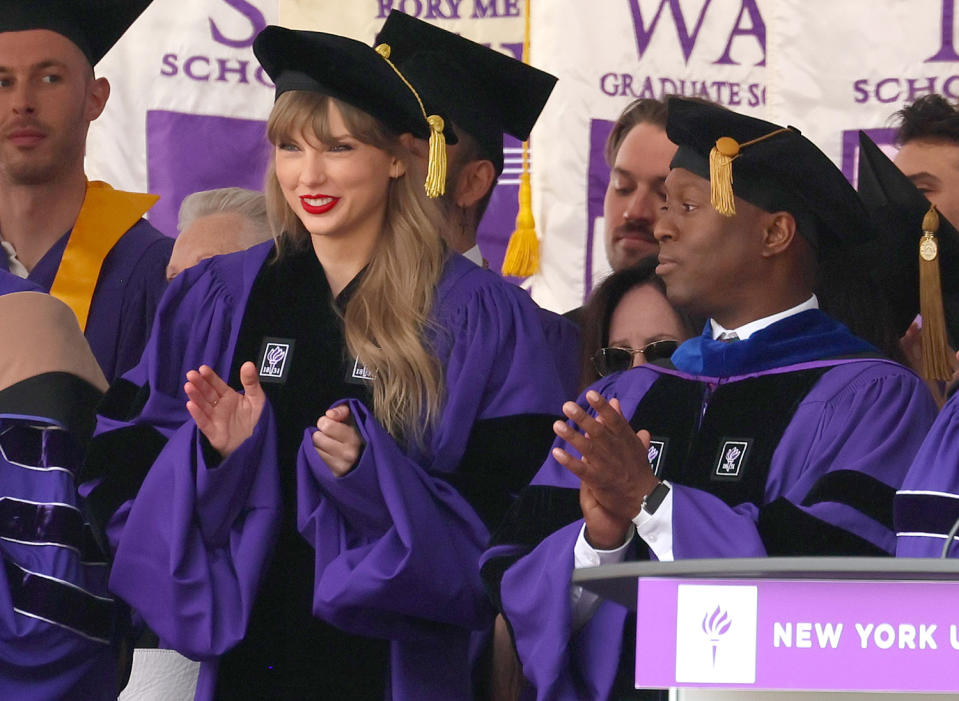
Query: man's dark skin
551 166 818 549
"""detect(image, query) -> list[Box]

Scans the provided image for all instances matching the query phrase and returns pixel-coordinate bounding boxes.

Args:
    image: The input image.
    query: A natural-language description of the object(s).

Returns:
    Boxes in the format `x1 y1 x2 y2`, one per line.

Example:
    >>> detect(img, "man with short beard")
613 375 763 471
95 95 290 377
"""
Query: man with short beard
602 99 677 274
0 0 171 382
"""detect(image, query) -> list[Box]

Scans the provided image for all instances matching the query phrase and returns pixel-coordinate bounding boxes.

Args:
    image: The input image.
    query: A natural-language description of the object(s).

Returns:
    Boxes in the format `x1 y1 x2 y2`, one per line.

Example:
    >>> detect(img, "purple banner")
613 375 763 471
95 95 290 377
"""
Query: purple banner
146 110 271 237
637 577 959 692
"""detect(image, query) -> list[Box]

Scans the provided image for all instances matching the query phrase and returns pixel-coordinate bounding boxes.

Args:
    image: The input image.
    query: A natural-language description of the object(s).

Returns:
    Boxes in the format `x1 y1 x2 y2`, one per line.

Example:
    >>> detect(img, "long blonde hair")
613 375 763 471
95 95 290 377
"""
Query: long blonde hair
265 91 447 445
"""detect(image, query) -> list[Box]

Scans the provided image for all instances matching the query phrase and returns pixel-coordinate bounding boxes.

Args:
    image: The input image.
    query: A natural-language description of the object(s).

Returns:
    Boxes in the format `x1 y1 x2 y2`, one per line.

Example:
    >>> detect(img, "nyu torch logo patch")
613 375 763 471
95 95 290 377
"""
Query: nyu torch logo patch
344 357 375 386
713 439 751 480
647 437 668 477
257 337 294 384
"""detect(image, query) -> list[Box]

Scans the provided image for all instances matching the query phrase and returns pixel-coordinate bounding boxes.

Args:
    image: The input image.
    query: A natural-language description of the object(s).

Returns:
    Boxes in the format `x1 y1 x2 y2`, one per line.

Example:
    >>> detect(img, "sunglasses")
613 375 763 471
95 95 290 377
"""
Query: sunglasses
592 340 680 376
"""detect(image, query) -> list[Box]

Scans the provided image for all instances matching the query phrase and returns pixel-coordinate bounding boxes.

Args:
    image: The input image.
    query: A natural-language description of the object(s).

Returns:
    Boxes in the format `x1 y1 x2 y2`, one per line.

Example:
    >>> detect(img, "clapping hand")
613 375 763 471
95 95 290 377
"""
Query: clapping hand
185 362 266 459
313 404 365 477
551 391 659 549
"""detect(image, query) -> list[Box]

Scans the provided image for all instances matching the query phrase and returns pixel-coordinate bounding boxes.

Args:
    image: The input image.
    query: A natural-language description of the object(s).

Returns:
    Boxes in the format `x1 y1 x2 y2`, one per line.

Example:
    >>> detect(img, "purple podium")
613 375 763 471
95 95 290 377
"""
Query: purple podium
573 558 959 694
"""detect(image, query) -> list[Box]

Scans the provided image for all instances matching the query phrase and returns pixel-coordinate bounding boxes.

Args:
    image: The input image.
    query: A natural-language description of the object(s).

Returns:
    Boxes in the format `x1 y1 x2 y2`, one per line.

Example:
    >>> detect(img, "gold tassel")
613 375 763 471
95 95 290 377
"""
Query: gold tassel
501 0 539 276
707 129 792 217
425 115 446 198
919 205 953 381
502 170 538 276
374 42 446 198
709 136 739 217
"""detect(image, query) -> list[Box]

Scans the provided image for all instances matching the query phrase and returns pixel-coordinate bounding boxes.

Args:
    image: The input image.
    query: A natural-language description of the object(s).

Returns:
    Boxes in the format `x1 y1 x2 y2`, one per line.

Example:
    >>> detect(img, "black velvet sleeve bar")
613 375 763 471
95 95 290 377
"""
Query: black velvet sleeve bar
434 413 560 531
759 497 889 556
800 469 896 529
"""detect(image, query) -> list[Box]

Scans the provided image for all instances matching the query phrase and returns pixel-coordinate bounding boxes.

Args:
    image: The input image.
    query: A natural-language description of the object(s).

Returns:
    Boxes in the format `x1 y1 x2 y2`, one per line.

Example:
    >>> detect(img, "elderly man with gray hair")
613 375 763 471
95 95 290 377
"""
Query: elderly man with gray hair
166 188 272 281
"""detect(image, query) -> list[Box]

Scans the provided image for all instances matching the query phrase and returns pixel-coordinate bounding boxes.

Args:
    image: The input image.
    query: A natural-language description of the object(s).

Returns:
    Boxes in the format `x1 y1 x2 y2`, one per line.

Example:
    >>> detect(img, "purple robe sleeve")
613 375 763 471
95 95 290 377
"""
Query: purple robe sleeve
80 246 280 662
298 401 492 635
896 391 959 557
108 410 280 659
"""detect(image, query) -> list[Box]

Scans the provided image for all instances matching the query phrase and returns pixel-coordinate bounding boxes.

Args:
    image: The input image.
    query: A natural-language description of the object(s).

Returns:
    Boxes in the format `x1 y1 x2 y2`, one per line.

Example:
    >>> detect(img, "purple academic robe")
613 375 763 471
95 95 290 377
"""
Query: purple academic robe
0 270 41 295
0 219 173 382
81 242 568 700
0 379 119 699
485 312 937 700
536 307 582 400
895 390 959 557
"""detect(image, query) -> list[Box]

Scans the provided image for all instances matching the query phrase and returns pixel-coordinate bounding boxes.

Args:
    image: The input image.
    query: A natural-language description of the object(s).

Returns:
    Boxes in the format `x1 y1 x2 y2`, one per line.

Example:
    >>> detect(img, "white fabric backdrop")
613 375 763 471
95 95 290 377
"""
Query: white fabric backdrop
84 0 959 313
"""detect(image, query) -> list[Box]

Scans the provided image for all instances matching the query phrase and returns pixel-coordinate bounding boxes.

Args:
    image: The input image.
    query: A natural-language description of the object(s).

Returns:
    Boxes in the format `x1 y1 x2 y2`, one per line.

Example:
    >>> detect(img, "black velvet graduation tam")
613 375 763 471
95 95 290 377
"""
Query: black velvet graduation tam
666 97 876 252
857 130 959 342
253 25 456 145
374 10 557 173
0 0 154 66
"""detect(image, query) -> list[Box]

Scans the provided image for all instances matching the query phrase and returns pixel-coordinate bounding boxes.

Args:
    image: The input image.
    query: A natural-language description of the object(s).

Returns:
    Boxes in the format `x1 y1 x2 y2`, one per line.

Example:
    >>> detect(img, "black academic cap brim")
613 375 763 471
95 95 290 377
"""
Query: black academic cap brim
375 11 556 165
667 97 876 252
254 25 455 144
857 130 959 341
0 0 153 66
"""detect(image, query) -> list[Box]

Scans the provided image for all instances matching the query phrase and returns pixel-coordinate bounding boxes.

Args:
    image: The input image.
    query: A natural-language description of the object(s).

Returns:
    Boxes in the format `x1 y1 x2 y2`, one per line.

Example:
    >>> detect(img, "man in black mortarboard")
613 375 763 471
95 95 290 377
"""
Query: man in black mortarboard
371 10 581 405
0 0 172 383
858 130 959 394
375 10 557 267
892 94 959 230
481 98 938 699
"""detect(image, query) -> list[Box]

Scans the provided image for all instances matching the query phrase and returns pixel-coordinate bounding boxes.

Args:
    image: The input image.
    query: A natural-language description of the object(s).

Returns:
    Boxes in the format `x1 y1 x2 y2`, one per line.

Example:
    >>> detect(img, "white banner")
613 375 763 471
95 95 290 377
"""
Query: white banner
528 0 767 312
83 0 959 313
86 0 280 237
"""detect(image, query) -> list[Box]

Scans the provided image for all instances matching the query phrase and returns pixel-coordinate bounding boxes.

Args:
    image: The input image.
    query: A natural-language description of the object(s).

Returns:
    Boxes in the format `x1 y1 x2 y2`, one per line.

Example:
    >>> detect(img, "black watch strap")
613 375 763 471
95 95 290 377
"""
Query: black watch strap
642 481 670 515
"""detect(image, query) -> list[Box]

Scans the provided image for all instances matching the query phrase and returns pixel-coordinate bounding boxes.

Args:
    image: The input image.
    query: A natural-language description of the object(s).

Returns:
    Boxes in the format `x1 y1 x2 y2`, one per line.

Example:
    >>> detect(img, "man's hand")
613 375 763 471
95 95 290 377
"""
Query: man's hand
552 391 660 545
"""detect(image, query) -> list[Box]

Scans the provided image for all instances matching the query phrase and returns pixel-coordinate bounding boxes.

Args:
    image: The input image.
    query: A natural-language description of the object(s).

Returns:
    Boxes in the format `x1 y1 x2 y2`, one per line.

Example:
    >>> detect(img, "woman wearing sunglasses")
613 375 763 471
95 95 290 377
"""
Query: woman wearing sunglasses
580 256 699 388
80 26 568 701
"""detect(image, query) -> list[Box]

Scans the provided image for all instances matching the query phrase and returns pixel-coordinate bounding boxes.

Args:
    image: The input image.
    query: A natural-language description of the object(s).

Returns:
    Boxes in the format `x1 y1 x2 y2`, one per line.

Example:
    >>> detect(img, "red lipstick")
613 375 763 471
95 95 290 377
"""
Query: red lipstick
300 194 339 215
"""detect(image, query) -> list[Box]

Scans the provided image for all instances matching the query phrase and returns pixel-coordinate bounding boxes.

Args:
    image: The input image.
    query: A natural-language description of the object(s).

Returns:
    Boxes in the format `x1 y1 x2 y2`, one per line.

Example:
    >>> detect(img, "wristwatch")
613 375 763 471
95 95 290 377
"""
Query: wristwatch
641 481 670 515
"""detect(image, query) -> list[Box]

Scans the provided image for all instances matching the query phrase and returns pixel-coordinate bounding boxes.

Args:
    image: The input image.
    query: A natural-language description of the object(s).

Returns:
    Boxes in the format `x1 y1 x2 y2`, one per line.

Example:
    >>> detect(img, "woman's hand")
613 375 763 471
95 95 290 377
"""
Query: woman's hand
313 404 364 477
185 362 266 459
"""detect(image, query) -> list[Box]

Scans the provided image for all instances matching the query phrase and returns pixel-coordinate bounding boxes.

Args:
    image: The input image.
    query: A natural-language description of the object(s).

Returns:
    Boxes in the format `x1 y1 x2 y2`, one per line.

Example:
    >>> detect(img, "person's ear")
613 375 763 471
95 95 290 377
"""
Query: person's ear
453 159 496 208
761 211 798 258
85 76 110 122
390 157 406 179
398 132 426 160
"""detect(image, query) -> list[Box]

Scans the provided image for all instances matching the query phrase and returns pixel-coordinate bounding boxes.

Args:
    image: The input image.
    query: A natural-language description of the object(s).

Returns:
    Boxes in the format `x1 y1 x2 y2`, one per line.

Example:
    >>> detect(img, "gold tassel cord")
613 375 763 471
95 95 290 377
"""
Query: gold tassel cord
501 0 540 277
425 115 447 199
708 128 793 217
374 43 446 198
918 205 953 381
709 137 739 217
502 170 539 276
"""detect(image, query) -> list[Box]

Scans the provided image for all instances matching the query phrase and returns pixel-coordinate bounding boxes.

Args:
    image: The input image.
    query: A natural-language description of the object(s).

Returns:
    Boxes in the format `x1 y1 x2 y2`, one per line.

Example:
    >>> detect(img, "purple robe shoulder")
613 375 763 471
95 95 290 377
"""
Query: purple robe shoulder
896 390 959 557
536 306 582 399
487 349 936 699
28 219 173 382
296 254 570 700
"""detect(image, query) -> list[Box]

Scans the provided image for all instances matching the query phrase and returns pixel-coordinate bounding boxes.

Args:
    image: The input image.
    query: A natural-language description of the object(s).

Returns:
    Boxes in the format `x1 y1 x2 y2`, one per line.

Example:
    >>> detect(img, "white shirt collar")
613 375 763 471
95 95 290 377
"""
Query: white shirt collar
710 294 819 341
458 245 481 266
0 238 28 278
